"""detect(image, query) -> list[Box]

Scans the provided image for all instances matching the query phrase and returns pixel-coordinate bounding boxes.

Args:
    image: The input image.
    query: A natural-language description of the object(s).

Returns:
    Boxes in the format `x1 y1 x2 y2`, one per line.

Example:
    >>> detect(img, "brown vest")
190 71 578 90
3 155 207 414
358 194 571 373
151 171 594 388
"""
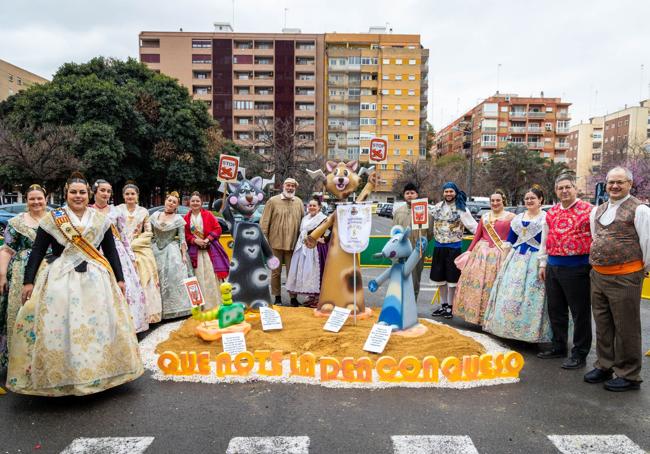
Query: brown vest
590 196 643 266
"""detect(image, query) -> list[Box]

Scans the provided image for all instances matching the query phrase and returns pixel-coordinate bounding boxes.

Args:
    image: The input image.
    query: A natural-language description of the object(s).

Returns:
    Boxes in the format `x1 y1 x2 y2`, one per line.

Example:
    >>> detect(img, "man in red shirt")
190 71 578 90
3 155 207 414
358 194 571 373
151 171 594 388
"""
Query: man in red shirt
538 174 593 369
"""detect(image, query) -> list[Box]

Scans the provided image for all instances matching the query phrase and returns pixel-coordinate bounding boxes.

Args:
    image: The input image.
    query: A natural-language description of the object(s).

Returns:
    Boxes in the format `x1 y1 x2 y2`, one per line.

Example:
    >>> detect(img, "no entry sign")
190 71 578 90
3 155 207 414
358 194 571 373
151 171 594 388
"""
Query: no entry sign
369 138 388 163
218 154 240 182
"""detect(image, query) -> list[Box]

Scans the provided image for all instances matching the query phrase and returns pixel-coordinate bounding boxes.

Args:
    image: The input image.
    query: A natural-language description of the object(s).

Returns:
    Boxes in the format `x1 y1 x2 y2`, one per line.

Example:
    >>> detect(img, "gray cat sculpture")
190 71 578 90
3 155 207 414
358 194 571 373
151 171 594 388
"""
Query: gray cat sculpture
220 176 279 310
368 225 427 331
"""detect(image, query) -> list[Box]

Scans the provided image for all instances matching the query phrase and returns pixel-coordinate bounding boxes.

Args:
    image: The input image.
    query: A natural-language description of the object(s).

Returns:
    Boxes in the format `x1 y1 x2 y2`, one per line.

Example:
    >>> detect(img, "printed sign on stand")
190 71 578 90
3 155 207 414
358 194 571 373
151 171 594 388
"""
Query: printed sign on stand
336 203 373 254
222 332 247 356
182 277 205 307
217 154 240 182
369 137 388 163
260 307 283 331
411 198 429 230
323 307 352 333
363 324 393 354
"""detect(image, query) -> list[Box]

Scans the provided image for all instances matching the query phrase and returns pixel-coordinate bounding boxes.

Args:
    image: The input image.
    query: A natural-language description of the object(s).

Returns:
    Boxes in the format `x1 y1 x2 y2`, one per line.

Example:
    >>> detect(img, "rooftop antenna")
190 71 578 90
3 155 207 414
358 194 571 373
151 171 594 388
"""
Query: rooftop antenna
284 8 288 29
496 63 502 94
640 64 645 102
232 0 235 29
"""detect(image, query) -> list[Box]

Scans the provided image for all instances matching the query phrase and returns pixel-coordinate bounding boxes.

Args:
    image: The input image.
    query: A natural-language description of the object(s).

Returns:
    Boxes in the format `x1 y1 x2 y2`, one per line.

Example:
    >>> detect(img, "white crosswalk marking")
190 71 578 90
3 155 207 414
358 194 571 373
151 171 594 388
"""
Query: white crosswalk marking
60 437 154 454
226 436 310 454
547 435 645 454
391 435 480 454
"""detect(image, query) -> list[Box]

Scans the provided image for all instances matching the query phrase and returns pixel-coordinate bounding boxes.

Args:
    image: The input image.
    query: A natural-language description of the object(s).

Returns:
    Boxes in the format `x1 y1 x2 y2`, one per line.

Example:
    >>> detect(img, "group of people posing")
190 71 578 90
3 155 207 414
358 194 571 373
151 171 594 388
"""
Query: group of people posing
0 174 230 395
398 167 648 392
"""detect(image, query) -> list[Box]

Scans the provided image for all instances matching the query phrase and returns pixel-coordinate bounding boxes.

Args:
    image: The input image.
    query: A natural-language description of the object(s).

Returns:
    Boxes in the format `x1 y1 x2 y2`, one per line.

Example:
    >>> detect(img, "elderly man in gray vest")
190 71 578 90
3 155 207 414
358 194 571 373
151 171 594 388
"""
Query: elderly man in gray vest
584 166 650 392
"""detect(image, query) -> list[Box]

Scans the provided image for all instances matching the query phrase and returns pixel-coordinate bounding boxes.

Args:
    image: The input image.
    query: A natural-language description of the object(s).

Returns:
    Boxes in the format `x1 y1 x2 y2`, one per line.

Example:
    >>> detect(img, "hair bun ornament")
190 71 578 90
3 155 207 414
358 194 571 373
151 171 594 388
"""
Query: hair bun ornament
167 191 180 199
28 183 47 196
68 171 87 182
531 183 543 190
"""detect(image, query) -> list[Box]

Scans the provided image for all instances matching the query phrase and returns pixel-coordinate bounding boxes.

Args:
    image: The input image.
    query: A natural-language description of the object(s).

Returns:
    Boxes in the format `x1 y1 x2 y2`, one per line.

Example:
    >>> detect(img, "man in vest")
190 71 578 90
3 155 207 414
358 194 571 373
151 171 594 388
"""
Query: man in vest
584 166 649 391
430 182 477 319
392 182 434 301
538 174 593 369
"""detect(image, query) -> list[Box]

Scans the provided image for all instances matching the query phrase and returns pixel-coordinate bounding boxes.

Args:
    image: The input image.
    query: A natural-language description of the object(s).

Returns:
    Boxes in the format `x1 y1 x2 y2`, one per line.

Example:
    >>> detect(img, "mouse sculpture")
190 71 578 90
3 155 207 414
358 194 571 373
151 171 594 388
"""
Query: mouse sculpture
368 225 427 331
219 176 279 310
306 160 376 314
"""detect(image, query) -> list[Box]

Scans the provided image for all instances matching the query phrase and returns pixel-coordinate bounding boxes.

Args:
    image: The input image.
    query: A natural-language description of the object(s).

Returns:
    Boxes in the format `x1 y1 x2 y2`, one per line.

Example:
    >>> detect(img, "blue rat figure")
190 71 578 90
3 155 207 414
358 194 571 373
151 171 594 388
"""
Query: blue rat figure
368 225 427 331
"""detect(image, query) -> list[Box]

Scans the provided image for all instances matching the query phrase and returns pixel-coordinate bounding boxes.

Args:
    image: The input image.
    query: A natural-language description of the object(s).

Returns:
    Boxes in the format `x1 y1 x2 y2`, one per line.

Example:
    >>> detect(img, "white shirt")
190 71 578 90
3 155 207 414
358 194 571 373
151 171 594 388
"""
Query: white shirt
589 194 650 272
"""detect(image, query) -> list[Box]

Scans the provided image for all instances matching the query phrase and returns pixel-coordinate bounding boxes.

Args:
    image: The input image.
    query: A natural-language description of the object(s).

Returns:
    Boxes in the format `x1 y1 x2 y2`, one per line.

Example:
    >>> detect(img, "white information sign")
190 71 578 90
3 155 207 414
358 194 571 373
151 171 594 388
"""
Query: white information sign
336 203 373 254
221 332 247 356
323 307 351 333
260 307 283 331
362 324 393 354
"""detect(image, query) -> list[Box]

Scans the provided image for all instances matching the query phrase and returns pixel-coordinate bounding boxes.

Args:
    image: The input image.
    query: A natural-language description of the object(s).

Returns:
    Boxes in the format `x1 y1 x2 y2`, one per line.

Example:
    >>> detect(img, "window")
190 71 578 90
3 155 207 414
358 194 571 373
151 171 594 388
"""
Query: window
483 103 498 116
395 120 401 126
408 89 415 96
394 149 400 155
394 89 402 95
8 74 14 82
17 78 22 86
407 120 415 126
192 54 212 64
382 59 390 64
381 89 389 95
360 118 377 125
394 164 401 170
394 134 401 141
361 57 378 65
141 54 160 63
407 149 413 156
192 39 212 48
545 122 553 131
348 56 361 65
237 118 250 125
395 105 402 110
361 73 372 80
141 38 160 48
329 58 337 66
395 74 402 80
382 120 389 125
407 105 415 111
395 59 403 65
380 164 388 170
407 135 414 141
408 59 416 65
233 55 253 64
382 105 389 110
360 103 376 111
408 74 416 80
382 74 390 80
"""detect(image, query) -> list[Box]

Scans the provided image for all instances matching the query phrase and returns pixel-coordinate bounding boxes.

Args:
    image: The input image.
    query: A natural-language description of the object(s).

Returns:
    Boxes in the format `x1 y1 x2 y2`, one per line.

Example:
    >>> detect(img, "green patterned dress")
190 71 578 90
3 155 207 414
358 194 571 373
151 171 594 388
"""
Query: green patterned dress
0 214 38 368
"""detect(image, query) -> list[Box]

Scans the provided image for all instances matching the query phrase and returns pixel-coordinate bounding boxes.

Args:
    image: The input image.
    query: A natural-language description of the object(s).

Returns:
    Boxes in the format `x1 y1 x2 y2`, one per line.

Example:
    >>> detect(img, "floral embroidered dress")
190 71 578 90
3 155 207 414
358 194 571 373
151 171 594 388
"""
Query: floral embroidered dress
483 212 552 342
150 212 192 319
6 208 143 396
99 206 148 333
0 214 38 368
452 211 514 325
117 204 162 323
286 212 327 295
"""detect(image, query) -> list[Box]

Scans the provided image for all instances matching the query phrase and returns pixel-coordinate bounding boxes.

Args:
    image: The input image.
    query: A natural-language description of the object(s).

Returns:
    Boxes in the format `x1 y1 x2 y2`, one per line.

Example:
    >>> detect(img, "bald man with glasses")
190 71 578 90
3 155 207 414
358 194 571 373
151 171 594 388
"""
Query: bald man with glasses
584 166 650 392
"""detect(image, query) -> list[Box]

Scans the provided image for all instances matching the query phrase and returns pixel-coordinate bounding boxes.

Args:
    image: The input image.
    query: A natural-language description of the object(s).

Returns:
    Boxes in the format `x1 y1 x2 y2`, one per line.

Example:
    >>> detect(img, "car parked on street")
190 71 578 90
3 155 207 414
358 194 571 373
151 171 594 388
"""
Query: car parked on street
378 203 393 218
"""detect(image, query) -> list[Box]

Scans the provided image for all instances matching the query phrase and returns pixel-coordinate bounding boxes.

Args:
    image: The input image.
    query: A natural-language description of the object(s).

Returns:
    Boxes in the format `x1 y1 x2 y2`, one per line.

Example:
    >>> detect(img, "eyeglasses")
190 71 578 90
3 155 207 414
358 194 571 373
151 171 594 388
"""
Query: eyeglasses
606 180 630 186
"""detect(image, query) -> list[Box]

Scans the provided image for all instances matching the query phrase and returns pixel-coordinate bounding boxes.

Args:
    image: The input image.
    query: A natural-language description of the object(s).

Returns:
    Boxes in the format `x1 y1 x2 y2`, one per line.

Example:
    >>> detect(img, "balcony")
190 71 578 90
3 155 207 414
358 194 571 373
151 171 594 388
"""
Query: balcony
510 111 526 119
527 111 547 119
528 142 545 149
555 142 569 150
556 127 570 134
527 127 543 133
509 126 526 133
481 141 497 148
557 112 571 119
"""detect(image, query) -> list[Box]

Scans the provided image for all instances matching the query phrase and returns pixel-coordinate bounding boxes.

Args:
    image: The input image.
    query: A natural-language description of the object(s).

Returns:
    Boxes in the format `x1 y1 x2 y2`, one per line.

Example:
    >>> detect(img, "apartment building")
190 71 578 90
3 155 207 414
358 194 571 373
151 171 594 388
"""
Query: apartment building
568 99 650 196
435 93 571 163
139 28 325 157
324 30 429 200
0 59 48 102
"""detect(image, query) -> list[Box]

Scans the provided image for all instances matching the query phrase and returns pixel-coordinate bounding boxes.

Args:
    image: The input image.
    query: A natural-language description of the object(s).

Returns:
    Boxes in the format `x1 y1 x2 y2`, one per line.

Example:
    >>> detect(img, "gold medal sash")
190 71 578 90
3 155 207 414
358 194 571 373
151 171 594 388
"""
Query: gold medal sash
51 209 113 273
483 216 505 251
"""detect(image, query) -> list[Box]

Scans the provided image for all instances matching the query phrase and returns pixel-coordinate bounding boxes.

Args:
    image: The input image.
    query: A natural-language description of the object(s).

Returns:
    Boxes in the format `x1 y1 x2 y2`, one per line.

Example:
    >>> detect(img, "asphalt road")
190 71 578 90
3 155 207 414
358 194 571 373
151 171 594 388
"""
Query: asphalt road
1 216 649 453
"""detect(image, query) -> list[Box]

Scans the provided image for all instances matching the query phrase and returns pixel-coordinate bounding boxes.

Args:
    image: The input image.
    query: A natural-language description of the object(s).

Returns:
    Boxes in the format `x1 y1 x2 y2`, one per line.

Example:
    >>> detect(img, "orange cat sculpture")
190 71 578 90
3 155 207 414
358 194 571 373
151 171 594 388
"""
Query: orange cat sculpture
306 160 376 313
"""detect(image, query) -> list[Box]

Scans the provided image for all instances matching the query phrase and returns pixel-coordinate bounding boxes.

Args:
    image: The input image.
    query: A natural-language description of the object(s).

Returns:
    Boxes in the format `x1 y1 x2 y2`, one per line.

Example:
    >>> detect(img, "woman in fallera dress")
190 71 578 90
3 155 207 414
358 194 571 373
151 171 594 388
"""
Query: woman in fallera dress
6 173 143 396
91 180 148 333
117 183 162 323
0 185 48 368
150 192 193 319
452 190 515 325
483 186 552 343
184 192 229 309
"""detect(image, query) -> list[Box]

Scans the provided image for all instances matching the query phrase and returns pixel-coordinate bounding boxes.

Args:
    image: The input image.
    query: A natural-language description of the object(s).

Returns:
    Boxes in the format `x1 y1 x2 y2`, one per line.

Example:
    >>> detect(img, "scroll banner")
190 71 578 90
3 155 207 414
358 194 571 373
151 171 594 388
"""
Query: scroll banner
337 203 372 254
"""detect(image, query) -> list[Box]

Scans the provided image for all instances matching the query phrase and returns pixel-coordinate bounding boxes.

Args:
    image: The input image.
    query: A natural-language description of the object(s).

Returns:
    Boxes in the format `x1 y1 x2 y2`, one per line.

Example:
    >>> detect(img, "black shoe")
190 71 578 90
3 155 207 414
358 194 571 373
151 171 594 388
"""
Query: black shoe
584 368 613 384
561 357 587 370
536 349 567 359
442 307 453 319
432 306 449 317
274 296 282 306
604 377 641 392
290 297 300 307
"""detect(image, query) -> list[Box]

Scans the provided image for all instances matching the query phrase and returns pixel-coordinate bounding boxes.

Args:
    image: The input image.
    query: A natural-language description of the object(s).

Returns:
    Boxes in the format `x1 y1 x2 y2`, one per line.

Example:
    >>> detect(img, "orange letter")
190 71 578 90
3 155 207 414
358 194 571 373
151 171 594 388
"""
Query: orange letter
478 354 496 379
233 352 255 376
197 351 211 375
441 356 462 382
341 357 357 382
502 351 525 378
179 351 197 375
376 356 398 381
319 357 341 381
215 352 232 377
421 356 439 382
157 351 180 375
398 356 422 382
354 357 373 383
462 355 480 381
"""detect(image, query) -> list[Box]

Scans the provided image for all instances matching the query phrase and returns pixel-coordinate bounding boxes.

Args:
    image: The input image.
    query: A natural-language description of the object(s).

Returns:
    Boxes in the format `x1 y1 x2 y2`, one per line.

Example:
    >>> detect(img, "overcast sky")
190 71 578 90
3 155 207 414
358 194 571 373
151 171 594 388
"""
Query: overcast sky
2 0 649 129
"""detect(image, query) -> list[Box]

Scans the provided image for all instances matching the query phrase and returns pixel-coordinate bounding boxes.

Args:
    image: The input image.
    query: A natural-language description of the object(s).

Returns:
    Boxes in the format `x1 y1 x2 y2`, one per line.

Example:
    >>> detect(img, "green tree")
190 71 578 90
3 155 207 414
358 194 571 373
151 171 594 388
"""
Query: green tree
0 57 218 203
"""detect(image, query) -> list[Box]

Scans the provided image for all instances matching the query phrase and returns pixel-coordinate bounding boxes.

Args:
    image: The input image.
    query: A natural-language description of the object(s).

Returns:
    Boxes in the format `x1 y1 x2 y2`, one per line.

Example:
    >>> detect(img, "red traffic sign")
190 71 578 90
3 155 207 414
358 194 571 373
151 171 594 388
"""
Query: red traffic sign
218 154 240 182
369 138 388 163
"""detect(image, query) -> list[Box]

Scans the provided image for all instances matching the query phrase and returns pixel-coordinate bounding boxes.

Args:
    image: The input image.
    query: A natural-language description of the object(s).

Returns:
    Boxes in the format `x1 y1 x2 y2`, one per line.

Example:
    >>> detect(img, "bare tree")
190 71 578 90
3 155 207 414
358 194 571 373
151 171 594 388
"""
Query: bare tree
245 117 324 198
0 121 81 188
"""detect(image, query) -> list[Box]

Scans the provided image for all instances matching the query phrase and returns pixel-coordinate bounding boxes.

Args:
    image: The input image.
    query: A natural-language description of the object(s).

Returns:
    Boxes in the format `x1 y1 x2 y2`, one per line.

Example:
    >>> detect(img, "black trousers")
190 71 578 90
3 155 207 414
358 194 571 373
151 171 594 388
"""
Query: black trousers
545 264 592 358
